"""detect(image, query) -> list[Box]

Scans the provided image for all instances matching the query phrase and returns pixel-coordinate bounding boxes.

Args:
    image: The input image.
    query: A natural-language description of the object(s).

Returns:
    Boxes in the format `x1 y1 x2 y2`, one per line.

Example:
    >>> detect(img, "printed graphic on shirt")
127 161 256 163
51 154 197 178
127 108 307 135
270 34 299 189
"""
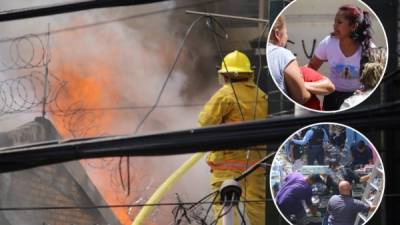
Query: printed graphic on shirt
333 64 359 80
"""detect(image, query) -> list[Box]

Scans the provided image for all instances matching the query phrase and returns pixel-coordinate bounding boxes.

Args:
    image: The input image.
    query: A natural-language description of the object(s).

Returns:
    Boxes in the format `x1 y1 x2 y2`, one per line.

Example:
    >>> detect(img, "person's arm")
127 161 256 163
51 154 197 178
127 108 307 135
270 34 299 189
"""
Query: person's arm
359 174 370 183
308 55 325 71
305 189 318 215
369 205 377 212
354 198 373 214
284 59 311 104
325 175 339 194
288 143 295 162
198 91 233 127
326 197 332 215
304 76 335 95
292 129 313 145
322 129 329 143
345 167 365 183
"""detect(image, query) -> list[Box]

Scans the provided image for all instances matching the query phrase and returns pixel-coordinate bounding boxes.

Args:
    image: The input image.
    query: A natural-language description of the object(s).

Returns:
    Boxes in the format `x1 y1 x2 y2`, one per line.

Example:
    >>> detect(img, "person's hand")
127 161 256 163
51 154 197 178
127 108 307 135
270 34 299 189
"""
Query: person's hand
360 174 370 183
313 211 321 217
355 89 363 94
369 205 377 212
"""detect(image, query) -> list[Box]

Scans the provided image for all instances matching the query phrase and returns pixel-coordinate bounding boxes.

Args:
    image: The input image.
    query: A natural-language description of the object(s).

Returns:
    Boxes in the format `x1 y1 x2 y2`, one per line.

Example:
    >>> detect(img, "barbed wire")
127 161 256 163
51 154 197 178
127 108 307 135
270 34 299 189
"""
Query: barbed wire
0 32 105 138
0 34 46 72
0 71 65 114
0 73 104 138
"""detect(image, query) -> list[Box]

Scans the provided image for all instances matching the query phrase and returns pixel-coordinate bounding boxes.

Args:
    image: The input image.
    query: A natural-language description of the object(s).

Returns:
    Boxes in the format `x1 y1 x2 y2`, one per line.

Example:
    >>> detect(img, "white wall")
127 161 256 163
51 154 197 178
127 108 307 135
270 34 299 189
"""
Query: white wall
281 0 387 74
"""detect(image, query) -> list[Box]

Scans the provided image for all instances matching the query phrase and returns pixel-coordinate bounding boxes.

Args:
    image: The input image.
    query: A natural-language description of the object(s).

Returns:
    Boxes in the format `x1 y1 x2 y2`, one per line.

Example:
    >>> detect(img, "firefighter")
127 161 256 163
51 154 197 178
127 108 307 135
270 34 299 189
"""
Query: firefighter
198 50 268 225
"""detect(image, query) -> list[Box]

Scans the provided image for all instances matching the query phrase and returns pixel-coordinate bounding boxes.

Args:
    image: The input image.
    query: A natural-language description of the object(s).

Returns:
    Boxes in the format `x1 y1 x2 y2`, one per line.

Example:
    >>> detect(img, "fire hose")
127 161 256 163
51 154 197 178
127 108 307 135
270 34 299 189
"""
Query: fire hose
132 152 206 225
132 151 275 225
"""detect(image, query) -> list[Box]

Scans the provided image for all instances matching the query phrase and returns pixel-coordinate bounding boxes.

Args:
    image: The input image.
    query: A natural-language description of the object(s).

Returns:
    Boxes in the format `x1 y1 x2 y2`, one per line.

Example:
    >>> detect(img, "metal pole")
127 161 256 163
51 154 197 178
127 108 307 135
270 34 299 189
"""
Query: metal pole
42 23 50 118
221 203 234 225
258 0 266 30
186 10 269 24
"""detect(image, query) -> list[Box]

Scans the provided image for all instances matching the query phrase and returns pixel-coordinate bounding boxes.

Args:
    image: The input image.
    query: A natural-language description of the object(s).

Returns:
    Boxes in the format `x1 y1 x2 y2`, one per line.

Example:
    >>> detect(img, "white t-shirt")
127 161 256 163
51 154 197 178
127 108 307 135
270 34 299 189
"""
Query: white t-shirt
267 43 296 94
315 36 368 92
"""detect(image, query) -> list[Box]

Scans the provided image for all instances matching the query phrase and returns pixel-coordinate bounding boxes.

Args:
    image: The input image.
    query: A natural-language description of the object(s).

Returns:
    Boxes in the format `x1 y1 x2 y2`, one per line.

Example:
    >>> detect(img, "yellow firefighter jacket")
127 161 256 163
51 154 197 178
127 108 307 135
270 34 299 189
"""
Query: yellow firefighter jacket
198 80 268 172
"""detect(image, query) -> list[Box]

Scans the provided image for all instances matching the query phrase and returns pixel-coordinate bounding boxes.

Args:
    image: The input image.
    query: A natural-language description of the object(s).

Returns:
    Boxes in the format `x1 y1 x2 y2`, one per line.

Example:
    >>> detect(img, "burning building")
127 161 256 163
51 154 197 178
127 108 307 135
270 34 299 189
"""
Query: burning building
0 117 121 225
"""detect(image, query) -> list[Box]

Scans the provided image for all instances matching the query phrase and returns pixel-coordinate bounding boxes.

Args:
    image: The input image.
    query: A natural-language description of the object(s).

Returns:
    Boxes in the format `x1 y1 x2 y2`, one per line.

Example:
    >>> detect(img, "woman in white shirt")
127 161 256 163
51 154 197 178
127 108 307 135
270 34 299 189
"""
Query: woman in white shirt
308 4 374 111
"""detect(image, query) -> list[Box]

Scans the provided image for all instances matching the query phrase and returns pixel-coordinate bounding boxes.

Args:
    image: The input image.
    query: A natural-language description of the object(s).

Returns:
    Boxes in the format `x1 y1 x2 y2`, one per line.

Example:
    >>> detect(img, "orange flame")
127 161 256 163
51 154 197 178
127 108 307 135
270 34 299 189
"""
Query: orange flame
49 47 134 225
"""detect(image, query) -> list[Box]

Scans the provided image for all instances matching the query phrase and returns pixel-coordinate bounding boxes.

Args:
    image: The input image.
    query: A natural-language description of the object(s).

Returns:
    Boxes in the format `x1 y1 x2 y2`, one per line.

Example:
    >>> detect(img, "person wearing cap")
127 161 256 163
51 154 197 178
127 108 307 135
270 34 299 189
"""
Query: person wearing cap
350 140 373 169
275 172 321 225
198 50 267 225
327 181 376 225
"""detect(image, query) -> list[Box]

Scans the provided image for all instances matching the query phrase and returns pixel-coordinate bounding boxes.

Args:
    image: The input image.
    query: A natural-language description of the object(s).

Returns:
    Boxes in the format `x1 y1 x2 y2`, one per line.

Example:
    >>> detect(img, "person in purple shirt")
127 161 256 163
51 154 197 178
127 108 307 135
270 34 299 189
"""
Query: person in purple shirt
327 181 375 225
276 172 322 225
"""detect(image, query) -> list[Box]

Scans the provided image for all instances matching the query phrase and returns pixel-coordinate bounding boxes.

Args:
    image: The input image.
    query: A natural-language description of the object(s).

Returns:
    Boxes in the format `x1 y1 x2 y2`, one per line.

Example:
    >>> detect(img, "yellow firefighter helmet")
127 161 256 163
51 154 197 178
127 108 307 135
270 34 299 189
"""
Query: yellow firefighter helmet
218 50 253 73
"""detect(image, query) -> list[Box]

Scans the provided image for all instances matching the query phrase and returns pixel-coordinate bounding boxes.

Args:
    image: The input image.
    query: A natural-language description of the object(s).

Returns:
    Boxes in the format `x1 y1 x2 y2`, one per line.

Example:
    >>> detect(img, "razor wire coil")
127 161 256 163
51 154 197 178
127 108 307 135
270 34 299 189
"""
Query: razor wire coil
0 71 64 114
0 34 47 72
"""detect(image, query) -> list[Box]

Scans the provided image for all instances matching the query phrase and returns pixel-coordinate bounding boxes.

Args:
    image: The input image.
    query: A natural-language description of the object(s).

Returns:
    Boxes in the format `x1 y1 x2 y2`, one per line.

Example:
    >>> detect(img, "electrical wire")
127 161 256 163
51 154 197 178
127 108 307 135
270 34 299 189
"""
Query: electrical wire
0 199 269 211
1 194 399 211
169 191 219 225
208 16 245 121
172 194 192 225
209 201 233 225
1 99 291 116
133 15 204 134
115 15 206 198
236 204 247 225
171 152 275 224
252 22 269 120
202 191 220 223
243 20 269 223
0 0 226 43
207 15 253 223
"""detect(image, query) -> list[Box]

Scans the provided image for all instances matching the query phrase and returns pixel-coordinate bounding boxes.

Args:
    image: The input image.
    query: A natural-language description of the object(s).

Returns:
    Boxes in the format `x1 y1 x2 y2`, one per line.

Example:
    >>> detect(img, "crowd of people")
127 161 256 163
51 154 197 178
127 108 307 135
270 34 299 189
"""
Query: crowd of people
288 125 374 168
272 125 379 225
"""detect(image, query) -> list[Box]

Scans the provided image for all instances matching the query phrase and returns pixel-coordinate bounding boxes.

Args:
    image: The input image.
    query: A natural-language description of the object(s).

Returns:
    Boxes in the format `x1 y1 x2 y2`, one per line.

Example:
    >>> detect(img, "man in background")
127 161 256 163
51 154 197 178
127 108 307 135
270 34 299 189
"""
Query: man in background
327 181 375 225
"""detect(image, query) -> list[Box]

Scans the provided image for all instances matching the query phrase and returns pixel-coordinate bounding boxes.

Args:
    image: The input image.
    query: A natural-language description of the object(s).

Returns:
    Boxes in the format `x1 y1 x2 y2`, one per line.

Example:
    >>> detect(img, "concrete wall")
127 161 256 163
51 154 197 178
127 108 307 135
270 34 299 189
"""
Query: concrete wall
0 118 121 225
0 164 110 225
